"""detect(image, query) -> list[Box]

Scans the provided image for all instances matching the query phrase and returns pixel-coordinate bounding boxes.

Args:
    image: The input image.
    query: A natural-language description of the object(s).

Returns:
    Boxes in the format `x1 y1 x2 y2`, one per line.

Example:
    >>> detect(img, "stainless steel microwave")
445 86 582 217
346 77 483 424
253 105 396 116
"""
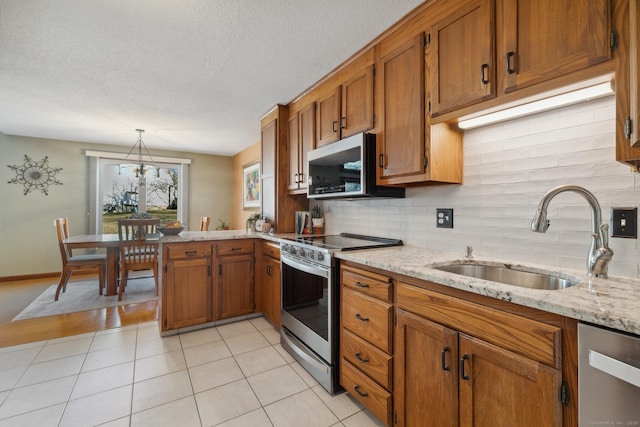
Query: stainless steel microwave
307 133 405 199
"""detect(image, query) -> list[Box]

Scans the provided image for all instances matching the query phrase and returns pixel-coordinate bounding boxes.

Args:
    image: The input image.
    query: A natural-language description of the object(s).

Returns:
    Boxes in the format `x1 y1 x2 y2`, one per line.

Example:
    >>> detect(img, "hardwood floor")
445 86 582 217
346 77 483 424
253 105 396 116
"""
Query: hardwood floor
0 276 158 348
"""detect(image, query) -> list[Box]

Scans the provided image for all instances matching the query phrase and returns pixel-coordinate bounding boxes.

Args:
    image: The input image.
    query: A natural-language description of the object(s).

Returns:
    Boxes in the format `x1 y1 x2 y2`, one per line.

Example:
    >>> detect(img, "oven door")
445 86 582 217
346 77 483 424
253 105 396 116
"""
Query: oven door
280 255 332 363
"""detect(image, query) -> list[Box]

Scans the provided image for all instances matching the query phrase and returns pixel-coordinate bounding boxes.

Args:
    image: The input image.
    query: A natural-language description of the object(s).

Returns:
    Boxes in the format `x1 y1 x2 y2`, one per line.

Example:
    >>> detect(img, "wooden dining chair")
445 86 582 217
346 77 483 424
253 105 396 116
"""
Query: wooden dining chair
200 216 211 231
117 218 160 301
54 217 107 301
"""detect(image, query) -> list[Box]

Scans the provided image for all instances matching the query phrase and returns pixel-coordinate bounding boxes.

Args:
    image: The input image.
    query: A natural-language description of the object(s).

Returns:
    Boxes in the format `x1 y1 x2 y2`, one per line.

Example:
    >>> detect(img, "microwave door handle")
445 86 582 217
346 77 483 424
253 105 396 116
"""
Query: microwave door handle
589 350 640 388
282 255 330 279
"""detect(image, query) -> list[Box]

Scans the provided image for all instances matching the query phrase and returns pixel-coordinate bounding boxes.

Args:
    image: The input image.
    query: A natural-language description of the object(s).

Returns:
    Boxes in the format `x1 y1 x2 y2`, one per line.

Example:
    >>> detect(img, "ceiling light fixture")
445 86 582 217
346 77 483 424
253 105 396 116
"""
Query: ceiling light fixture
124 129 154 213
457 81 615 130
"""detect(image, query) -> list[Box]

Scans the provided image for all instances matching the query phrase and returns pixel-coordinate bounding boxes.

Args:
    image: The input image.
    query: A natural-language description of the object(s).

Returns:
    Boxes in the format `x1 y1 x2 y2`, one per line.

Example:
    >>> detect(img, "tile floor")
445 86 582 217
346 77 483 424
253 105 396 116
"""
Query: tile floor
0 317 385 427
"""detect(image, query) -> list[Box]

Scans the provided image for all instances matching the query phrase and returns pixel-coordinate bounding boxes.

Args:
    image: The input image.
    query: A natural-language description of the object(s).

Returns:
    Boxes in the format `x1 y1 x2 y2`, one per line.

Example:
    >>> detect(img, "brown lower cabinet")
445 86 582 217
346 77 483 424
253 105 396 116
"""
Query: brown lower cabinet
339 261 576 427
216 240 255 320
256 241 281 327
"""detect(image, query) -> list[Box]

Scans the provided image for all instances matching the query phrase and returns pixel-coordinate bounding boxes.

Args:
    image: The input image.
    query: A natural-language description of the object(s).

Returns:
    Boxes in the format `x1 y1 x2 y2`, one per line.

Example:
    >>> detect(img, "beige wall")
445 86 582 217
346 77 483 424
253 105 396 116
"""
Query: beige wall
232 142 261 230
0 132 233 277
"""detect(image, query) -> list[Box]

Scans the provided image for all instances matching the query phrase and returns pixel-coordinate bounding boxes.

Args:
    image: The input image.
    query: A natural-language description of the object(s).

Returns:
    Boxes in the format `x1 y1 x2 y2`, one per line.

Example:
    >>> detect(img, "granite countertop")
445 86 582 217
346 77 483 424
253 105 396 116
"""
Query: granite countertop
335 246 640 336
159 232 640 336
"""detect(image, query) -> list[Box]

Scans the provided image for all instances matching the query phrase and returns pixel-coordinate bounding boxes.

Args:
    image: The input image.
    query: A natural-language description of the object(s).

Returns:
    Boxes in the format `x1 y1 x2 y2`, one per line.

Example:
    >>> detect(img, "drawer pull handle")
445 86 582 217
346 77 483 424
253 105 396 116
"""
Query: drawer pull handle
354 385 368 397
355 313 369 322
355 281 369 288
185 250 197 256
506 51 516 74
460 354 470 380
441 346 450 371
355 352 370 363
230 247 242 251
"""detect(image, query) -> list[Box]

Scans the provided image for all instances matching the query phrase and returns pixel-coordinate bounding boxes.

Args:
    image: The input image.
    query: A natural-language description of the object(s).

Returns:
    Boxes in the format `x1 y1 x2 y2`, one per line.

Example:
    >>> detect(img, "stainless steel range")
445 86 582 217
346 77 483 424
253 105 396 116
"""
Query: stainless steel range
280 233 402 393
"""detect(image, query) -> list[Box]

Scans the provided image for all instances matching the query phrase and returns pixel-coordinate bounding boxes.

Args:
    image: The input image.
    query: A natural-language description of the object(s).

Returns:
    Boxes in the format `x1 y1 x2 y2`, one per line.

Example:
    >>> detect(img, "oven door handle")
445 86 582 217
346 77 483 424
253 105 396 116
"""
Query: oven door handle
589 350 640 388
281 255 330 279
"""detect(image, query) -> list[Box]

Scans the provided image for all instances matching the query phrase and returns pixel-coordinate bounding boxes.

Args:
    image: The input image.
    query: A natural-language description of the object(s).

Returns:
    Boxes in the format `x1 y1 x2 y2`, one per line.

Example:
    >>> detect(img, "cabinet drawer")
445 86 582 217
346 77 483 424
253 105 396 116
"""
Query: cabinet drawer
341 359 392 427
216 240 254 256
342 329 392 390
166 243 212 259
396 282 561 368
261 241 280 259
342 288 392 353
341 264 392 303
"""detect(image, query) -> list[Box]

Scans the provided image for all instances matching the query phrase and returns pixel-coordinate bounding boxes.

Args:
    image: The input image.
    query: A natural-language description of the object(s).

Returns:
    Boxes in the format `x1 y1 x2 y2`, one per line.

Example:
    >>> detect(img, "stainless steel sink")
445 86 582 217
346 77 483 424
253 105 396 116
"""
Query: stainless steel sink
433 262 579 290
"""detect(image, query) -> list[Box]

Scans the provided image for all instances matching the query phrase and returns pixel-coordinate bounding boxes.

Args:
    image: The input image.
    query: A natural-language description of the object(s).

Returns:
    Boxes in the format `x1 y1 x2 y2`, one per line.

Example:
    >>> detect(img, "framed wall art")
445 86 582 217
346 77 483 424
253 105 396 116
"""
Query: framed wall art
243 161 260 209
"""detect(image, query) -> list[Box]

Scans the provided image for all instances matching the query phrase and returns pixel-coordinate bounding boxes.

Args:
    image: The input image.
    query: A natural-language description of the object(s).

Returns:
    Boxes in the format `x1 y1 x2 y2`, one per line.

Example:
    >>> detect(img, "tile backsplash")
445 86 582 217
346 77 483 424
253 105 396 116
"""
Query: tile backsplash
320 95 640 278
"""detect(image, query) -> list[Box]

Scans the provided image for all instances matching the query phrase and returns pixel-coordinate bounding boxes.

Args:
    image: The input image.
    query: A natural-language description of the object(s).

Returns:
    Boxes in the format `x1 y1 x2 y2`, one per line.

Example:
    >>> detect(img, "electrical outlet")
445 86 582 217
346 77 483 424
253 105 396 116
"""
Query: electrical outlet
437 208 453 228
611 207 637 238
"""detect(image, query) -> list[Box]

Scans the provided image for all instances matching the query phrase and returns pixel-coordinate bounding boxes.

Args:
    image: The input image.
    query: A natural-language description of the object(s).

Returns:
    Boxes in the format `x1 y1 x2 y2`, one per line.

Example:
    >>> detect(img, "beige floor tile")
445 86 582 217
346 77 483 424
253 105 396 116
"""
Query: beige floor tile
0 376 75 419
46 332 95 345
132 370 193 413
15 355 84 387
0 390 8 406
99 416 130 427
189 356 244 394
33 337 92 363
94 325 138 336
260 327 282 345
179 327 223 349
89 329 137 352
273 344 296 364
216 407 274 427
331 423 346 427
0 341 45 355
135 335 182 359
131 395 201 427
136 322 163 342
59 385 132 427
70 361 134 399
0 347 41 371
183 339 231 368
81 345 135 372
0 402 65 427
195 379 260 426
0 366 27 393
311 385 363 420
217 320 258 339
134 349 186 382
341 410 386 427
264 389 339 427
234 346 287 377
249 316 275 331
224 331 270 355
247 365 309 406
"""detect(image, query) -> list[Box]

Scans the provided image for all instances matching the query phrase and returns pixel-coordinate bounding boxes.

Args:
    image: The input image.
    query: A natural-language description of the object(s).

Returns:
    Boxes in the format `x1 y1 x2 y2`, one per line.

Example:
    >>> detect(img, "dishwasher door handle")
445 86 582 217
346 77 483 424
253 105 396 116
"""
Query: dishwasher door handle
589 350 640 388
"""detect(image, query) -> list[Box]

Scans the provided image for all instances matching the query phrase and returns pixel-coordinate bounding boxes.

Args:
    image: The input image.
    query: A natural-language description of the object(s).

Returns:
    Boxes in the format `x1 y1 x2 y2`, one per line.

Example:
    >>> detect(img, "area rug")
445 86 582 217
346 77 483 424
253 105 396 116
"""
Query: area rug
12 276 157 321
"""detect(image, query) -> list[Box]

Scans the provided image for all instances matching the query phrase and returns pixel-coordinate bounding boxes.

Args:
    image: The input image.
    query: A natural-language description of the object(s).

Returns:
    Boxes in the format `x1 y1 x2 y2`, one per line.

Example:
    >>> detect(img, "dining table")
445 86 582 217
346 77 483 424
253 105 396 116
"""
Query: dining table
64 234 121 296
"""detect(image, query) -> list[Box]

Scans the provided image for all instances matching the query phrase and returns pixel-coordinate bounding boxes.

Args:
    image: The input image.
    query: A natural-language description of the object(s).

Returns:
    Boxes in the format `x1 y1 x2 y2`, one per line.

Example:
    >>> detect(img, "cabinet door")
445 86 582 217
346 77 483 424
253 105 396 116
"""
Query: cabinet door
458 334 562 427
377 33 426 183
298 103 316 191
258 255 281 326
217 254 255 320
316 86 341 147
287 114 300 191
165 257 212 330
268 258 281 327
429 0 495 115
500 0 612 93
261 118 277 222
341 65 374 138
395 309 458 427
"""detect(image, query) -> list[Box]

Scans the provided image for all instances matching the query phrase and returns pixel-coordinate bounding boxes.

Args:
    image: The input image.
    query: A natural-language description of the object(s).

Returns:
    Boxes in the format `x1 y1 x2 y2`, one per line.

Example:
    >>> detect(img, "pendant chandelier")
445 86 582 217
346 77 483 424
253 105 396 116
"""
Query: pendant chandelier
125 129 154 177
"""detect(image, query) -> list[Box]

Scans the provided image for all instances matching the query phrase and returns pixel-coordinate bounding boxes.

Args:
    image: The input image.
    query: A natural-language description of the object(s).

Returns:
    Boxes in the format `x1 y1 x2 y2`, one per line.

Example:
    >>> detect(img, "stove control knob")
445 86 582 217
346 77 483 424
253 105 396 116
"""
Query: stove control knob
317 252 324 261
281 244 288 253
288 245 296 254
298 248 306 257
308 251 316 260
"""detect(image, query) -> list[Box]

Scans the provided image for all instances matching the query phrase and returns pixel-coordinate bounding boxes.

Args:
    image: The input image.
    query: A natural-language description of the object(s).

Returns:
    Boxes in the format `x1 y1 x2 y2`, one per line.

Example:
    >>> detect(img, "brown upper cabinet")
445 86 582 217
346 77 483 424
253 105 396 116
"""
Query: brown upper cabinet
287 102 316 193
428 0 496 116
316 62 374 147
377 31 463 185
498 0 612 94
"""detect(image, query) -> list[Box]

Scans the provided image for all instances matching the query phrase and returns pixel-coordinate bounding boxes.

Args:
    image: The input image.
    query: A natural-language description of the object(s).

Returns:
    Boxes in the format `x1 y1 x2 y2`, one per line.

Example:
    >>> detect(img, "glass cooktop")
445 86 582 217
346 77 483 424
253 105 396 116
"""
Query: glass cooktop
284 233 403 251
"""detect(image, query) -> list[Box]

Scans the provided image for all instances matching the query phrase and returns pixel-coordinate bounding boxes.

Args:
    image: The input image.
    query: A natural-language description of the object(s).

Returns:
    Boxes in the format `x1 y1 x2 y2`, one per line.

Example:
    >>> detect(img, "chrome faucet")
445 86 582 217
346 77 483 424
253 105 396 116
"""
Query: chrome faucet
531 185 613 278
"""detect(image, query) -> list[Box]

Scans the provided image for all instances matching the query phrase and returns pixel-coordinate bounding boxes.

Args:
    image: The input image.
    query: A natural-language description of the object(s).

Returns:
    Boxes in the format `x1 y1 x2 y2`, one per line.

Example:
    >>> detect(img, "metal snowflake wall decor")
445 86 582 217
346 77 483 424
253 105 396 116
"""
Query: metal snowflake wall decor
7 155 63 195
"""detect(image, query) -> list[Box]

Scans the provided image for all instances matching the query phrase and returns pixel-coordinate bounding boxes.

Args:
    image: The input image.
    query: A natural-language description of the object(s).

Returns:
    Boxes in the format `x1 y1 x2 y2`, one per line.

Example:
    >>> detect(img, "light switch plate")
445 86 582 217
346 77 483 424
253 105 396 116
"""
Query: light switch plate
437 208 454 228
611 207 637 238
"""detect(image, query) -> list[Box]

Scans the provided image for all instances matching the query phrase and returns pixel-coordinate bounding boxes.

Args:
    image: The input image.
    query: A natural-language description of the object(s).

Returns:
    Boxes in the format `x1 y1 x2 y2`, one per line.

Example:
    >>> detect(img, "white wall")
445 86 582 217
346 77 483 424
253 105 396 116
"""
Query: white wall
321 96 640 279
0 133 233 277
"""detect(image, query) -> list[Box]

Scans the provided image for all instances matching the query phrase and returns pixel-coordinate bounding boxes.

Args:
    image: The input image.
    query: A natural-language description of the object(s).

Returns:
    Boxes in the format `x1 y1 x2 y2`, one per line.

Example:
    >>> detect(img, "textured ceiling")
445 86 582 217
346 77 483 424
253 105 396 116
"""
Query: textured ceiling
0 0 424 156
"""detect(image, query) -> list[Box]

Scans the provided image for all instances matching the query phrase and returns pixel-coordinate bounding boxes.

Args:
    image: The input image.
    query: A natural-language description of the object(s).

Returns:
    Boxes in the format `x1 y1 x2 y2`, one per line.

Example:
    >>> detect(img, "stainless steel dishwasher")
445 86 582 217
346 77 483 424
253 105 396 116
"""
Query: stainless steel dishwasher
578 323 640 426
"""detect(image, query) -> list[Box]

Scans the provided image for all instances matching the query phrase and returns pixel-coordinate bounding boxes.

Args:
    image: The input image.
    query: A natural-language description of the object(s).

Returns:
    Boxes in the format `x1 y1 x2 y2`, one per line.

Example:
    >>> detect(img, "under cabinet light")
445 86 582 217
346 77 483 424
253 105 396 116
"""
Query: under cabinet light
457 81 615 130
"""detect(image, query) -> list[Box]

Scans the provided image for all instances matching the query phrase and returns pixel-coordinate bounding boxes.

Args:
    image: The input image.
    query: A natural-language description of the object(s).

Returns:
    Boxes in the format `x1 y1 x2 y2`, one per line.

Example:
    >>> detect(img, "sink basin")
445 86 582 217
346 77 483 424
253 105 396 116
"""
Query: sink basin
433 262 579 290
